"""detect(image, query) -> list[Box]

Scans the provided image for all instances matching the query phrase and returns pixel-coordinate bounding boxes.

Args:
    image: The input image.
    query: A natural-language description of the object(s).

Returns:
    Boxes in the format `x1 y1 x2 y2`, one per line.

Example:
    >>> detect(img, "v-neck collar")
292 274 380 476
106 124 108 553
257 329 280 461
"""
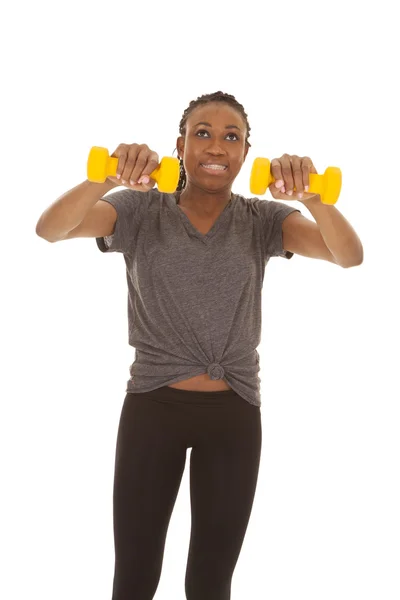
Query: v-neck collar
167 192 235 243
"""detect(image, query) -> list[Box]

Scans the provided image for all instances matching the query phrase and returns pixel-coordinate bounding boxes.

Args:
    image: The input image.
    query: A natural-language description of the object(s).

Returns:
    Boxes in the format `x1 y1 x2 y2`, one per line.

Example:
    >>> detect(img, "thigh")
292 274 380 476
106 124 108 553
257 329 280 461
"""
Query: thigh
185 396 262 591
112 393 187 590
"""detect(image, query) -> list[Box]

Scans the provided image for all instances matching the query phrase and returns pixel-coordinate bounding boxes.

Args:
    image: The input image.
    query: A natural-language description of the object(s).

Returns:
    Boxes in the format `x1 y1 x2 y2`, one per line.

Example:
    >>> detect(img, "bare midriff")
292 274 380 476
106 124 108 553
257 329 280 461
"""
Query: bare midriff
167 372 232 391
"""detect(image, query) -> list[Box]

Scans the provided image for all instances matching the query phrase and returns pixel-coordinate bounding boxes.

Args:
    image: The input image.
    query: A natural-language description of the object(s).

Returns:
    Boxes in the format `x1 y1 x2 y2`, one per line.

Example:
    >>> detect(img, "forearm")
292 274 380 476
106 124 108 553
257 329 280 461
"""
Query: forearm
35 179 118 241
302 195 364 267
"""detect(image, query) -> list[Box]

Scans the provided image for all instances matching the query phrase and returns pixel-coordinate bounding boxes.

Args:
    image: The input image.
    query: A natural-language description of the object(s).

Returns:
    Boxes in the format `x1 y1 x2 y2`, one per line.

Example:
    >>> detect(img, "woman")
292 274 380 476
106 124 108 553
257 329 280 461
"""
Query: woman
36 91 363 600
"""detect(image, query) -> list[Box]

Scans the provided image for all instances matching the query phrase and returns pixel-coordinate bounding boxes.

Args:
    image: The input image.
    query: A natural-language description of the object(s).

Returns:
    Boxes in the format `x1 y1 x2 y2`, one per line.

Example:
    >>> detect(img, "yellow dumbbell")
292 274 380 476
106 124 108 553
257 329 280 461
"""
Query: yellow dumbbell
87 146 180 193
250 157 342 205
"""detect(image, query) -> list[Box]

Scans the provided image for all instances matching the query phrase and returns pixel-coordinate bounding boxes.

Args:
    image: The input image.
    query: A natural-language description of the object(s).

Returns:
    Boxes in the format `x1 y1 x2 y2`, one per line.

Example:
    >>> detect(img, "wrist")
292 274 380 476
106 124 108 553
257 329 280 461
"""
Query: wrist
85 178 119 192
300 193 321 208
105 178 120 190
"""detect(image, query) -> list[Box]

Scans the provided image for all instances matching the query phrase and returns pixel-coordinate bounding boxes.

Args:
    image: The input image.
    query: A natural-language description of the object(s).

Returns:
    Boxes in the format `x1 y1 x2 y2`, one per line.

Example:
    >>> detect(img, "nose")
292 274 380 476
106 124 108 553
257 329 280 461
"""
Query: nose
206 141 226 155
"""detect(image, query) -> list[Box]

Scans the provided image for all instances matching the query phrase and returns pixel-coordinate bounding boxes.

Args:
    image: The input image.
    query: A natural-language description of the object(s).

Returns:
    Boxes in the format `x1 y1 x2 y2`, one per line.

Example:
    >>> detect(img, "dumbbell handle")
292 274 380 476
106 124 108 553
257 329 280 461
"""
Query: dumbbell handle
87 146 179 193
102 155 162 182
250 158 341 205
271 172 322 194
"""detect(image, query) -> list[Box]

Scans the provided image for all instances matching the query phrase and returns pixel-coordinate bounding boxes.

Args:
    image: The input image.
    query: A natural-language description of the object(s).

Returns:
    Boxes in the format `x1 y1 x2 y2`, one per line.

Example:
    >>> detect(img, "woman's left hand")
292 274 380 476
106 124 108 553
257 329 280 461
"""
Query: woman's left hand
269 154 320 202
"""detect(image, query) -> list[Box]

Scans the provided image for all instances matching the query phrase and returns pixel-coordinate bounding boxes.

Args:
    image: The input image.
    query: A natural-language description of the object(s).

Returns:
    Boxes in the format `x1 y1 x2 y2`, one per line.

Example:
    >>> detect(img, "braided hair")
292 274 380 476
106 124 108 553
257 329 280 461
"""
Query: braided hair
176 91 252 192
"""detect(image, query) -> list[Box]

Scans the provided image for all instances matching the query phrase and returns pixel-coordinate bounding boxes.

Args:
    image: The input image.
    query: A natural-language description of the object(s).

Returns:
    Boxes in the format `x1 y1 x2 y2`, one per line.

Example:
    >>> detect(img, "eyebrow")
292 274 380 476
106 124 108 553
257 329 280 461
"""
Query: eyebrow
194 121 241 131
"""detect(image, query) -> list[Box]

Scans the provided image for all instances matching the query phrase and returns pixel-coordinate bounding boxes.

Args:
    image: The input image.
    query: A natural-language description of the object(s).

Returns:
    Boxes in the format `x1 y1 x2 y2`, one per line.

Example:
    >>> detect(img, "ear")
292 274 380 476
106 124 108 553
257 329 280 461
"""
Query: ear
176 136 184 159
244 143 250 161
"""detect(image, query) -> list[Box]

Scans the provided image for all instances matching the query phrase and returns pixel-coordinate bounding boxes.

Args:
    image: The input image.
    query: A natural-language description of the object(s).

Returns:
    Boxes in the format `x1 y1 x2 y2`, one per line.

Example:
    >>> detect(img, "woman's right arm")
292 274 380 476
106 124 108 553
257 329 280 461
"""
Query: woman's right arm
35 179 119 242
36 143 160 243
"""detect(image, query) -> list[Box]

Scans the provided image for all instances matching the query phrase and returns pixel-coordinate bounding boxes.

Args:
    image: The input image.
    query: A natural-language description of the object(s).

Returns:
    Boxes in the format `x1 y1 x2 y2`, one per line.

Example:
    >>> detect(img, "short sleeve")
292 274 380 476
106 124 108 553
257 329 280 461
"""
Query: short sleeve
95 188 144 254
259 199 301 259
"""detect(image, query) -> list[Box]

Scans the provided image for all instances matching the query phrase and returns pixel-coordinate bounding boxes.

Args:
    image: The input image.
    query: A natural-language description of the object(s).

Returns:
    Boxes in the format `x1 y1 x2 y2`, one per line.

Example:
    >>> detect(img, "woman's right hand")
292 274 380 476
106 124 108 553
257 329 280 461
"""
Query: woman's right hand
107 143 160 191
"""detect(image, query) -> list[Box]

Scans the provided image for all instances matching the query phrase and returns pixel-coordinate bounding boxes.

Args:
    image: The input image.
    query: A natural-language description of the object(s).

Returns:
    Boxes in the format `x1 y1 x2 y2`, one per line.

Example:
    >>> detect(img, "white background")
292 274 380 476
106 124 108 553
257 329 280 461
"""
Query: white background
1 1 399 599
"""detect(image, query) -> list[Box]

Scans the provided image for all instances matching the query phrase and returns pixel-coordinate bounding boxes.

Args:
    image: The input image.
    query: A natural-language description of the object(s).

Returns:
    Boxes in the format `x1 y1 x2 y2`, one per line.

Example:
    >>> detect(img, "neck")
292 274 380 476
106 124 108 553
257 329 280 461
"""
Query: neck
176 185 232 215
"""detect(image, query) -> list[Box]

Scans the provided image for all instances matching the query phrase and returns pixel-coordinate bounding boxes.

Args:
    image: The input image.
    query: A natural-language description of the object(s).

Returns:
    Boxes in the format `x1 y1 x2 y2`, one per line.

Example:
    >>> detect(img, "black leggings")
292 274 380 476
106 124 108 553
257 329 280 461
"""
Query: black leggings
111 385 262 600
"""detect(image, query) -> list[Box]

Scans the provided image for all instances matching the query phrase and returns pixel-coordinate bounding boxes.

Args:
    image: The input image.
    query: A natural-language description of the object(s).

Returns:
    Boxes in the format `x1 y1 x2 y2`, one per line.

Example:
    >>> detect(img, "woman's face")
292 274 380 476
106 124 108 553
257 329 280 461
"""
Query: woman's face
176 102 249 191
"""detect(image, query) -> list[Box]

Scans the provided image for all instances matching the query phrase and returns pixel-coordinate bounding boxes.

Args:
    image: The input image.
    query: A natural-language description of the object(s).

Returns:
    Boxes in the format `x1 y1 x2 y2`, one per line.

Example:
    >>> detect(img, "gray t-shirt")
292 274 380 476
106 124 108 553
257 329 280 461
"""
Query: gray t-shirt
96 188 300 406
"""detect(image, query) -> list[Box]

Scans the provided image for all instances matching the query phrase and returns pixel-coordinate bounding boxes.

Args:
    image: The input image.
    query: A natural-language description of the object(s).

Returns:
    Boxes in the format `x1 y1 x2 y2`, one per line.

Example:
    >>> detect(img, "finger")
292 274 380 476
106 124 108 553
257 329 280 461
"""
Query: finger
280 154 294 194
291 155 303 195
121 144 140 184
302 157 313 189
113 144 129 180
270 158 284 190
127 146 148 185
138 152 160 184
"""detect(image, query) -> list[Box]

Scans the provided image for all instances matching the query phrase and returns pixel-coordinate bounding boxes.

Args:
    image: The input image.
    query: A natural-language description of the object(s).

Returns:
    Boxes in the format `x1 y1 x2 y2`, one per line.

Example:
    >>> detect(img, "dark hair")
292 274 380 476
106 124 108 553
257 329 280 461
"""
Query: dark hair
176 91 252 191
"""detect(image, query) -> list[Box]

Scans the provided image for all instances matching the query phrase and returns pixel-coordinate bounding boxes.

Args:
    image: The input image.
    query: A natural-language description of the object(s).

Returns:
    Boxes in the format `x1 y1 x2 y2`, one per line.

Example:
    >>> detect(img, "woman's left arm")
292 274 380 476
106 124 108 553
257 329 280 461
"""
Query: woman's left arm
270 154 364 268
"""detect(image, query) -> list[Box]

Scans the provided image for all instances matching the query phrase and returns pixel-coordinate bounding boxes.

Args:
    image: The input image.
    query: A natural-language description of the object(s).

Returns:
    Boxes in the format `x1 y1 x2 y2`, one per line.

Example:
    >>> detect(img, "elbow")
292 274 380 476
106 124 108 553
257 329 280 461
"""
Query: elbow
36 226 55 243
340 242 364 268
35 221 47 239
341 253 364 268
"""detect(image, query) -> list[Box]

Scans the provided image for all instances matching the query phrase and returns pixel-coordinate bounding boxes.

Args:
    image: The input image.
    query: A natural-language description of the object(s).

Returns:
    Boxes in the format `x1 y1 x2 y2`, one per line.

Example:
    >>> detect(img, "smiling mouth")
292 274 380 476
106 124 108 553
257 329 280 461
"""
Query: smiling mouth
200 164 228 172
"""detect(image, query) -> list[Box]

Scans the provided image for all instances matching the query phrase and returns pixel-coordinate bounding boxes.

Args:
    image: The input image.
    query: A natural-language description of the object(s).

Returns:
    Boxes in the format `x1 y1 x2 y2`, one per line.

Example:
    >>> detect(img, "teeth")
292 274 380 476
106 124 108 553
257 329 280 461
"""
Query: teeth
202 164 226 170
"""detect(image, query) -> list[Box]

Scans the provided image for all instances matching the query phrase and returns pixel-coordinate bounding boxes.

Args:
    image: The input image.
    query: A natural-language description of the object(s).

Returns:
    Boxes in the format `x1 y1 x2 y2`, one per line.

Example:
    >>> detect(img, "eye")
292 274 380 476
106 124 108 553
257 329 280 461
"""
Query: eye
196 129 239 140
